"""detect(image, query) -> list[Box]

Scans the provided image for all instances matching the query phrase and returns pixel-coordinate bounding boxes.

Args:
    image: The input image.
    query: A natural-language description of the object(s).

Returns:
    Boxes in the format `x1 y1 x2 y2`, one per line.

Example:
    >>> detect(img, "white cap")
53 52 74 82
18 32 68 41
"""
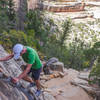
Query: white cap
13 44 23 60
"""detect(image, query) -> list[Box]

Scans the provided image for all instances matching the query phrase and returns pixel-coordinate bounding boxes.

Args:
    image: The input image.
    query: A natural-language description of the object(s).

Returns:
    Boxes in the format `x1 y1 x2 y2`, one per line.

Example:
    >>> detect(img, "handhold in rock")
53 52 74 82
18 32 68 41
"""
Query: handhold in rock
0 72 3 78
3 77 12 82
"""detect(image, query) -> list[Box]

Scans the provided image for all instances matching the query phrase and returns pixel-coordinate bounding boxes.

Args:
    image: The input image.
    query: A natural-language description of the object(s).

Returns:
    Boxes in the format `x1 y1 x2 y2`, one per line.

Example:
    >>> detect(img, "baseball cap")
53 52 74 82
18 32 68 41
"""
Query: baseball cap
13 44 23 60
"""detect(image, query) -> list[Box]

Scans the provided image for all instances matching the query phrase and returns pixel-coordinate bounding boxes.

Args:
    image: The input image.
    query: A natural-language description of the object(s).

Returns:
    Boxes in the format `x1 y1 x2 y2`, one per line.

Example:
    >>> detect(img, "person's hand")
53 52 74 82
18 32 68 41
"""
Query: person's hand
0 68 3 72
12 77 19 83
0 59 3 61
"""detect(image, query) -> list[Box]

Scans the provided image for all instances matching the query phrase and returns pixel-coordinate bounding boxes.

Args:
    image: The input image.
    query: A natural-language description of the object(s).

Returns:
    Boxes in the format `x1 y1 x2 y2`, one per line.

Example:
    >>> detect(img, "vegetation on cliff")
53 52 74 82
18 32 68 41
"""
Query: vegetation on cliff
0 0 100 86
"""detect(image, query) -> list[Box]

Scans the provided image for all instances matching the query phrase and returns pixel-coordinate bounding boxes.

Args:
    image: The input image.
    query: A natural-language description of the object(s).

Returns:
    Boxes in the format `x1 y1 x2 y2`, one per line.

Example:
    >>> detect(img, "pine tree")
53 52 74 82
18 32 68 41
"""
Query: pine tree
0 0 16 32
7 0 16 21
0 0 9 32
7 0 16 29
0 0 8 9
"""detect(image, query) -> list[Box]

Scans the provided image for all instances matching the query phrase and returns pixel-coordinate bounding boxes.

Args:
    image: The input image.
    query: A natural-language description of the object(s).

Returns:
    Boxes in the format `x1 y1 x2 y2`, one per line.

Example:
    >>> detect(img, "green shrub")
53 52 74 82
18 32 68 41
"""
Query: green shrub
0 30 40 52
89 62 100 85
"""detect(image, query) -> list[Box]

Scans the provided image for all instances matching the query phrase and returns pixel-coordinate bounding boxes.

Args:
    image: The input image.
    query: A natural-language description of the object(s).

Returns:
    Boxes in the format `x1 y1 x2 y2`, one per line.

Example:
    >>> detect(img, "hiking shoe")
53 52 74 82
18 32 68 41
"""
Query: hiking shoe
28 82 36 88
35 89 41 97
15 82 21 87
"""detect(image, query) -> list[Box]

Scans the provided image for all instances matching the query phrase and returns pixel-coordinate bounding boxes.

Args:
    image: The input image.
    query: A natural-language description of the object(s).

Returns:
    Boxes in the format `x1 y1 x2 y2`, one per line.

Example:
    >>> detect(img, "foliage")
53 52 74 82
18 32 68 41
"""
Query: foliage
88 42 100 85
0 1 100 77
7 0 16 21
7 0 16 29
59 18 72 46
42 19 72 66
65 38 86 69
89 62 100 85
26 9 43 37
0 0 16 32
0 30 40 52
25 9 57 46
84 41 100 68
0 0 9 32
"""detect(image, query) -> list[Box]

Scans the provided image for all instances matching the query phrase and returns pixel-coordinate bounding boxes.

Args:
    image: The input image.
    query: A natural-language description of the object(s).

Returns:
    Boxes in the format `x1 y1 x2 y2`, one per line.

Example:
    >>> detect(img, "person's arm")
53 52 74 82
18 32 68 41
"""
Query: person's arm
12 64 32 83
13 53 35 83
18 64 32 79
0 54 14 61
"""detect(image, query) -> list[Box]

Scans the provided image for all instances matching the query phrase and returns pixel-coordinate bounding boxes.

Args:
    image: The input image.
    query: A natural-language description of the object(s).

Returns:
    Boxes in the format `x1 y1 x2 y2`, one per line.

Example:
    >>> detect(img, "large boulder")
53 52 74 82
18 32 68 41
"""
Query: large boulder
46 57 59 66
50 62 64 72
45 57 64 72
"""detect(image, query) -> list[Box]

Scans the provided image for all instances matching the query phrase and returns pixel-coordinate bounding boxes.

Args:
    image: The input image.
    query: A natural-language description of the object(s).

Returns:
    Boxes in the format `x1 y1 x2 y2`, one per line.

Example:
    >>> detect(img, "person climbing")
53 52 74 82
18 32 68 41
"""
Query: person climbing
0 44 42 96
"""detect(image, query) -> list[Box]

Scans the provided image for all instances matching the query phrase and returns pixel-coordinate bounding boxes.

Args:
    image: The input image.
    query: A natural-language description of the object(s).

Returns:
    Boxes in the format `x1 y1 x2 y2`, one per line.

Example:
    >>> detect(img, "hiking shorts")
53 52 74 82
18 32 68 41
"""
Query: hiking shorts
21 65 42 80
28 67 42 80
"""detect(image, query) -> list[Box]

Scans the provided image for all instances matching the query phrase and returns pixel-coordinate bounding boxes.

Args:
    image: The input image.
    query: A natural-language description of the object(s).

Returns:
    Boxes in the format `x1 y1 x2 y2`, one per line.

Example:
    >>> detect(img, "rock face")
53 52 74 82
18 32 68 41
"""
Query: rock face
13 0 85 13
71 72 100 100
0 45 31 100
44 69 94 100
13 0 39 10
28 0 39 10
0 80 28 100
0 45 56 100
42 2 85 12
13 0 100 12
13 0 38 30
54 0 78 2
0 45 22 77
46 0 100 2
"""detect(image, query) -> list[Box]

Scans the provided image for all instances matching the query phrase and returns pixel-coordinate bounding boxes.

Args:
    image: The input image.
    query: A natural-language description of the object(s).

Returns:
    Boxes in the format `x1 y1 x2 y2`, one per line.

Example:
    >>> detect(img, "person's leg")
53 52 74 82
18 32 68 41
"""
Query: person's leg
31 67 42 96
34 79 41 90
32 67 42 90
22 75 34 83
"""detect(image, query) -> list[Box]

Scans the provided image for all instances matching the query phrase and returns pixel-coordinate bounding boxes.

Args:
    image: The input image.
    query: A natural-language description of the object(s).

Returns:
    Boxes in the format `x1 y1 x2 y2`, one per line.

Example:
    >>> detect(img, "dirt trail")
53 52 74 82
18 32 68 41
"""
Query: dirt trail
44 69 93 100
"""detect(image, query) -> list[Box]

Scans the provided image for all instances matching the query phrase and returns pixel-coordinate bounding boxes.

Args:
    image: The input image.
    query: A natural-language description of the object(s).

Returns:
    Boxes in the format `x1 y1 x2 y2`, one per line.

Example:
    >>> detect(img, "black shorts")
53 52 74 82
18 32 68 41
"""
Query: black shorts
28 67 42 80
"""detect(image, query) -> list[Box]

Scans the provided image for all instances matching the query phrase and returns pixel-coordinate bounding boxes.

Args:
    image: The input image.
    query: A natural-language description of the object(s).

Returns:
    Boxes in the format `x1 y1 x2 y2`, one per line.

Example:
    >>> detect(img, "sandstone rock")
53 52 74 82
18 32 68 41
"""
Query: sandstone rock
0 45 22 77
59 72 65 77
0 80 28 100
71 71 100 100
46 57 58 66
71 78 89 85
71 81 100 97
28 0 39 10
42 2 85 12
43 57 64 74
0 45 55 100
50 62 64 72
43 92 56 100
15 57 26 67
78 72 90 81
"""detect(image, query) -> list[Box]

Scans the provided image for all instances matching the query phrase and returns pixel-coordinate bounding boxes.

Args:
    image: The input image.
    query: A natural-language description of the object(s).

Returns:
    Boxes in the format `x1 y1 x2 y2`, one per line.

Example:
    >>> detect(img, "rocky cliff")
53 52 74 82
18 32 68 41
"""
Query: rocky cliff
13 0 39 10
0 45 31 100
28 0 39 10
13 0 40 30
0 45 56 100
0 44 99 100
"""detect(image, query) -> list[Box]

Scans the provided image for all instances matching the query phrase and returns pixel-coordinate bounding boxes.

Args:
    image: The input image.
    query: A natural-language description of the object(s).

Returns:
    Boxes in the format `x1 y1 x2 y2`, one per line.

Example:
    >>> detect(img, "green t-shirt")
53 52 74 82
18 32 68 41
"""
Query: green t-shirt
22 46 42 69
